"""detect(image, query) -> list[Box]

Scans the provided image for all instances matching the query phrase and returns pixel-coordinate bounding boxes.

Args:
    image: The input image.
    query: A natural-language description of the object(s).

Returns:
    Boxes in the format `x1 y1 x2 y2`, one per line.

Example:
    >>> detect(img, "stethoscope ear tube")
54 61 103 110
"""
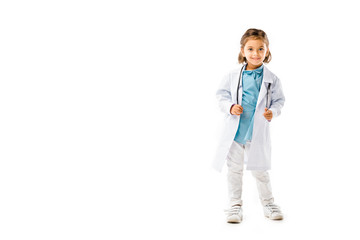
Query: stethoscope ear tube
236 65 245 105
266 83 272 109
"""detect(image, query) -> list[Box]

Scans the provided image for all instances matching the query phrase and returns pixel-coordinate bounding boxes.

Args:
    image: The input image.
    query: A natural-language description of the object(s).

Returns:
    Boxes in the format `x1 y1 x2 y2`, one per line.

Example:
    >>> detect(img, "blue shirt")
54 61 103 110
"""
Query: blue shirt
234 64 264 144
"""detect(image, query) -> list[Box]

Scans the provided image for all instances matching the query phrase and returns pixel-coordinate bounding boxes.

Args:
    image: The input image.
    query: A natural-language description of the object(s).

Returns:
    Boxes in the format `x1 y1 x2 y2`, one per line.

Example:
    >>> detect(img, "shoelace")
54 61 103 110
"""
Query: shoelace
224 205 242 215
264 204 281 213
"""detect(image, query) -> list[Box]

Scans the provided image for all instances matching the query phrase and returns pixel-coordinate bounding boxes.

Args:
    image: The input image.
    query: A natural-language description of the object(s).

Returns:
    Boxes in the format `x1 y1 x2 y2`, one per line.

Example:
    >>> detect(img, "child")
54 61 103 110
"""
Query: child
213 28 285 223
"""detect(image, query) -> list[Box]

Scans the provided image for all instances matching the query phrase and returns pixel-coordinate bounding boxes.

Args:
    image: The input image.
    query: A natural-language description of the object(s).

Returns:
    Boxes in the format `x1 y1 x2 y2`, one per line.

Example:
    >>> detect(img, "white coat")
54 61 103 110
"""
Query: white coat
213 64 285 172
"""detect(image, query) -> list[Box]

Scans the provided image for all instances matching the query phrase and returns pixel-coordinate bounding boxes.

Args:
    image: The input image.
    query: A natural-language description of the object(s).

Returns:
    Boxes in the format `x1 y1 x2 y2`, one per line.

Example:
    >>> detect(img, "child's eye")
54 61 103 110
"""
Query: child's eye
248 48 253 51
259 48 264 51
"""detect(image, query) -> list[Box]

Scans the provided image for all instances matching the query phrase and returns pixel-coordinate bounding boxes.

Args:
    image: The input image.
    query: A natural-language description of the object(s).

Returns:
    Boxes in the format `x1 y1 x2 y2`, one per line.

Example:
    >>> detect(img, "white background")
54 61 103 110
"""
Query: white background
1 0 360 239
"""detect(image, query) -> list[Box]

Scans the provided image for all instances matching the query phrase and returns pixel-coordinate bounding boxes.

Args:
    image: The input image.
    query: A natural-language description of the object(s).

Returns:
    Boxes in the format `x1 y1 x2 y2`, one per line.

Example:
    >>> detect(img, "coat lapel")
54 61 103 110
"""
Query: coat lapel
256 65 273 110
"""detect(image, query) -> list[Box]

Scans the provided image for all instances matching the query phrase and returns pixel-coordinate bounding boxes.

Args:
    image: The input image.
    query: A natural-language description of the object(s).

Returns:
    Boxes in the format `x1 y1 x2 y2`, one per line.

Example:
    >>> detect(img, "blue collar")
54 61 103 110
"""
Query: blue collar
244 63 264 74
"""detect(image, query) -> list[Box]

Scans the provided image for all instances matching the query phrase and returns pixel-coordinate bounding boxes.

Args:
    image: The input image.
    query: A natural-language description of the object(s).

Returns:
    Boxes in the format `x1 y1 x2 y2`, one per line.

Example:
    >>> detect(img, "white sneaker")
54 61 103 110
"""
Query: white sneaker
225 205 243 223
263 203 283 220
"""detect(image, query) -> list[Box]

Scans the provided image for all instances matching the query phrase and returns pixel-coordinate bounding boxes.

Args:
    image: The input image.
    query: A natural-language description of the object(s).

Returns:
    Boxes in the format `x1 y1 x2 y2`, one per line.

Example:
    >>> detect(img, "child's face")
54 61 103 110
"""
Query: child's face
241 38 269 69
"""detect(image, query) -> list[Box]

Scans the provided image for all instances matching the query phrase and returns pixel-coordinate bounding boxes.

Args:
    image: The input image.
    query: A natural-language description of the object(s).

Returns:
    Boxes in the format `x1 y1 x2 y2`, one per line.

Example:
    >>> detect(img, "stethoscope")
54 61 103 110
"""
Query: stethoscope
236 64 272 108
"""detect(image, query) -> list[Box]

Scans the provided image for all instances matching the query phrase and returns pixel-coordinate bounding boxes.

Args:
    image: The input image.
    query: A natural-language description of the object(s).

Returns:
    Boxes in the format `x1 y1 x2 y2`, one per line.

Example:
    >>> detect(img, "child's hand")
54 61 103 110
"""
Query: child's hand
230 104 243 115
263 108 272 121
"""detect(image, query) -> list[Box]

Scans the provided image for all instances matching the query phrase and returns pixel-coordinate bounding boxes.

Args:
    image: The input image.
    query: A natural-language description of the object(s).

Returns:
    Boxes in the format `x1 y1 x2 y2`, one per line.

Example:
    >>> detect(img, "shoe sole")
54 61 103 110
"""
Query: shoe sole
265 215 283 220
227 216 243 223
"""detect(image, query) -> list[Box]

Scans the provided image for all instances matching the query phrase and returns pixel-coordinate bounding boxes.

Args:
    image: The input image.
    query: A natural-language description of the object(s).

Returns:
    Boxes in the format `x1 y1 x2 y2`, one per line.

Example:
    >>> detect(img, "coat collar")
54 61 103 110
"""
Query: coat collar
243 63 264 75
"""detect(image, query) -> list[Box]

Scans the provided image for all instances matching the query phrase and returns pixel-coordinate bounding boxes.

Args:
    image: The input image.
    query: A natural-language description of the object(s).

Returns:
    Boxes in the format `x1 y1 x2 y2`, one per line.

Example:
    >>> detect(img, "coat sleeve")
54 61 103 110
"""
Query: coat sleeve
216 73 235 115
269 75 285 118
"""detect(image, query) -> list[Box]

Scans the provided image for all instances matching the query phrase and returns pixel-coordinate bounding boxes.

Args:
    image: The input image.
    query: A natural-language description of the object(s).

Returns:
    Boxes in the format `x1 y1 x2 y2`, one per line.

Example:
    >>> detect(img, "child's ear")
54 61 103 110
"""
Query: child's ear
241 47 244 56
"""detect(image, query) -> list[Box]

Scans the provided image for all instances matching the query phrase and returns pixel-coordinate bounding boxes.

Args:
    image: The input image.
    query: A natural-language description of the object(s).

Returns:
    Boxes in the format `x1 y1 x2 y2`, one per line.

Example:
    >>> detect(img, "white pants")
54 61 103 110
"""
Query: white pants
227 141 274 207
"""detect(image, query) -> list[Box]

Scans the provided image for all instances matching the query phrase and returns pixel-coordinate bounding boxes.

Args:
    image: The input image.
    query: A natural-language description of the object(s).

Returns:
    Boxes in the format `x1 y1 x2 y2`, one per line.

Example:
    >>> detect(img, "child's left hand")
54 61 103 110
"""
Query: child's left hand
263 108 273 121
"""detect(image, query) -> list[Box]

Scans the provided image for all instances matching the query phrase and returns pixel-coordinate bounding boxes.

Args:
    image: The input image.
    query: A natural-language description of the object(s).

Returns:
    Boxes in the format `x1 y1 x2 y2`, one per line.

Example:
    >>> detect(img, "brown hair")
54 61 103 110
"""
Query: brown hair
238 28 272 64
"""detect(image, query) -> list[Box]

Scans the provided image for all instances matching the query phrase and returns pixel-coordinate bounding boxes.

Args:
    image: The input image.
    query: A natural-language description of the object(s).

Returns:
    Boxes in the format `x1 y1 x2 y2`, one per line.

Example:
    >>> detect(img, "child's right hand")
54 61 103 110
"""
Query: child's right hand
230 104 243 115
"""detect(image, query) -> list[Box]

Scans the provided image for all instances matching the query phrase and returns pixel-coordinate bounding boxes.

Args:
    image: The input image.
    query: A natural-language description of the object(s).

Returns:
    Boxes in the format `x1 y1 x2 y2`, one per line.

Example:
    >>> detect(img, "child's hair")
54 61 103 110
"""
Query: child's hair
238 28 272 64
